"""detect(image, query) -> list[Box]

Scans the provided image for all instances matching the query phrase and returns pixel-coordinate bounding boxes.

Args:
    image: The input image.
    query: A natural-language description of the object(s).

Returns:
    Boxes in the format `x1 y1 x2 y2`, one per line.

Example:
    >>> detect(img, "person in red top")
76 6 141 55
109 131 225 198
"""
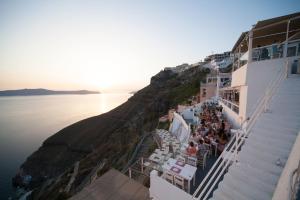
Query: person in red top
186 141 197 156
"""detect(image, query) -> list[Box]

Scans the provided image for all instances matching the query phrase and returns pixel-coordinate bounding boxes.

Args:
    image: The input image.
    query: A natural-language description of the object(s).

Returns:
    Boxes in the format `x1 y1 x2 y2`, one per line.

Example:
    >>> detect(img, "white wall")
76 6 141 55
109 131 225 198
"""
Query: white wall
272 131 300 200
182 108 198 123
182 108 194 120
231 63 248 87
149 170 192 200
245 58 286 117
239 86 248 121
219 101 241 129
232 56 299 120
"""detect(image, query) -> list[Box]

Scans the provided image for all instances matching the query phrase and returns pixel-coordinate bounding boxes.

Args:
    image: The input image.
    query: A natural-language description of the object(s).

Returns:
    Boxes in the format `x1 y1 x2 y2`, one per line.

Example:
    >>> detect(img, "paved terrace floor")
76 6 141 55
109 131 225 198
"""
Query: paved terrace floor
190 153 219 195
70 169 150 200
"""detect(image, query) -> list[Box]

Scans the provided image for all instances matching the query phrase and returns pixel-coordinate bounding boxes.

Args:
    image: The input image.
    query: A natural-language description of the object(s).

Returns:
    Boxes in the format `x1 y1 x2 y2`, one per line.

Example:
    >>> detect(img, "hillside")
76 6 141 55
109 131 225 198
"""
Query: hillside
15 66 209 199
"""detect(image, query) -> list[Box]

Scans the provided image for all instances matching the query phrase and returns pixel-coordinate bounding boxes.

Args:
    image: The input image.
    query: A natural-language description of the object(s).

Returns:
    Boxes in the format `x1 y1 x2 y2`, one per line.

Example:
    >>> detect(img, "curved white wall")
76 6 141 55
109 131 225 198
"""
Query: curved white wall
272 130 300 200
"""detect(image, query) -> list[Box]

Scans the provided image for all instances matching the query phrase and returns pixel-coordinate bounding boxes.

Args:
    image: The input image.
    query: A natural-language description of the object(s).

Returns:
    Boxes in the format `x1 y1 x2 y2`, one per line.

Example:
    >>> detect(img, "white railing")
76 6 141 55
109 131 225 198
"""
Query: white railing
252 43 284 62
220 98 239 114
192 60 289 200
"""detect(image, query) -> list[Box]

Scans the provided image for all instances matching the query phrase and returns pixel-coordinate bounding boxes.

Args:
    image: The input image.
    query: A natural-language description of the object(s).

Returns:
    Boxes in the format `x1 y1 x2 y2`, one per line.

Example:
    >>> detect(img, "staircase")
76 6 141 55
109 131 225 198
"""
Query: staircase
210 76 300 200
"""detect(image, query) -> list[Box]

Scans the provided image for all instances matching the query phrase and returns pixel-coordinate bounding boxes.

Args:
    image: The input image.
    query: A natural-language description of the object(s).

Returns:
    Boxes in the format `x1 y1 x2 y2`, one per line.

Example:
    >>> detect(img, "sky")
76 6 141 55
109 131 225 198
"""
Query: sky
0 0 299 93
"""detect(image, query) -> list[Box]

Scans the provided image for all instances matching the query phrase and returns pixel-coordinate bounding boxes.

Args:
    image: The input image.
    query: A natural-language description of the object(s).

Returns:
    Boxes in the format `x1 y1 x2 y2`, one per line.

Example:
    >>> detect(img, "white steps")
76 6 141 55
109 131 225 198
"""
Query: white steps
210 76 300 200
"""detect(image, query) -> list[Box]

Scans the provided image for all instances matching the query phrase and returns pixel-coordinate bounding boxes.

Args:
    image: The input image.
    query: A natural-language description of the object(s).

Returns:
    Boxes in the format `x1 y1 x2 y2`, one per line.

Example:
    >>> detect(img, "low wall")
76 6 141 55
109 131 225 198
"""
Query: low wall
149 170 192 200
272 130 300 200
219 101 241 129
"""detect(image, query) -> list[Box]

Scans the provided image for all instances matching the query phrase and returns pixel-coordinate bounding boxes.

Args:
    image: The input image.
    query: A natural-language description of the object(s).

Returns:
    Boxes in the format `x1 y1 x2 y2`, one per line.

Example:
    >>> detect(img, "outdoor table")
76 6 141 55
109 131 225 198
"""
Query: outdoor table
155 149 163 154
149 153 164 164
162 158 197 194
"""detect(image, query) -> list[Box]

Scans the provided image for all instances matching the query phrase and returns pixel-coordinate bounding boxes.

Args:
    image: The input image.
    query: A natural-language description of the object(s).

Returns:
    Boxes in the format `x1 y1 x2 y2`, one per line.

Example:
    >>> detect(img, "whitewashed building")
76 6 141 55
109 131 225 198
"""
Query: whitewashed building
149 12 300 200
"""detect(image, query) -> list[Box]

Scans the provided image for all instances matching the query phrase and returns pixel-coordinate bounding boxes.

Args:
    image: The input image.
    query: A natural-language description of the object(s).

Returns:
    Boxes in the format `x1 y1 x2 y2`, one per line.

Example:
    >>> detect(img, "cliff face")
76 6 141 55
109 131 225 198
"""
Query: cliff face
17 66 208 198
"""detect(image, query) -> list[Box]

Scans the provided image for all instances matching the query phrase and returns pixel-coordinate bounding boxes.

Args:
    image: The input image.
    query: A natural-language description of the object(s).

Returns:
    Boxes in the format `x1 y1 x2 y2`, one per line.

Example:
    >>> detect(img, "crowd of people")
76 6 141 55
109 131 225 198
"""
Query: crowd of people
186 102 232 159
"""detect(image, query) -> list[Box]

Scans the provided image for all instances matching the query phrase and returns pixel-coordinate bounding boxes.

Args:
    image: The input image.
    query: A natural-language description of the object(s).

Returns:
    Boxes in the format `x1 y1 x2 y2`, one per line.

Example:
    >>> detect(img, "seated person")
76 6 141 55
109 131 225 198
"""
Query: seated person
201 119 205 125
206 130 216 140
191 133 202 143
186 141 197 156
198 126 206 136
197 139 207 156
216 133 228 153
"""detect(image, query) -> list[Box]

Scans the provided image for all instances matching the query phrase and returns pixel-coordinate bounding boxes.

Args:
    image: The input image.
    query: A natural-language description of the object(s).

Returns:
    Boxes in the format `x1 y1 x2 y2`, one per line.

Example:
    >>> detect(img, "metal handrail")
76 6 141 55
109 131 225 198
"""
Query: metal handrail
220 98 239 108
191 128 240 198
192 60 288 200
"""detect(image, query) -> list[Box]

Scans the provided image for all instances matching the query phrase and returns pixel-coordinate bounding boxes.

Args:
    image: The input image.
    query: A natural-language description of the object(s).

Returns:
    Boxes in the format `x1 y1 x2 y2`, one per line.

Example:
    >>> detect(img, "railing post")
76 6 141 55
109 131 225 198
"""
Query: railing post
248 30 253 63
283 20 290 58
285 60 289 79
129 168 132 179
238 45 241 69
264 89 269 112
141 157 144 173
234 131 238 162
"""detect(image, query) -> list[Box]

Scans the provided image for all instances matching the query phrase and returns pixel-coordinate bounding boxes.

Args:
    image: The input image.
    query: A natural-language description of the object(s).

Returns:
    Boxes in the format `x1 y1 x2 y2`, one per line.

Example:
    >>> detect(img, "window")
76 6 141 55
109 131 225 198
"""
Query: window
287 46 297 57
202 89 207 97
234 91 240 103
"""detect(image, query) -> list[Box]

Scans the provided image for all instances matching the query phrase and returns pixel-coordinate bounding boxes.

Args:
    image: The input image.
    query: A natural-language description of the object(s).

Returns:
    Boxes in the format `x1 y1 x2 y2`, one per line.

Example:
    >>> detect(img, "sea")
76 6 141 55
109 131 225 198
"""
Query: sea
0 93 132 199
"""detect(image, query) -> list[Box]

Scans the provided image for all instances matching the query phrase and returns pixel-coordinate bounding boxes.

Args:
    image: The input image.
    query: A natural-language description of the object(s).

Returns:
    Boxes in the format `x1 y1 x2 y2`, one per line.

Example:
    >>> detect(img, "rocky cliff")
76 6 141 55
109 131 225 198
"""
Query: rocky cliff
15 65 209 199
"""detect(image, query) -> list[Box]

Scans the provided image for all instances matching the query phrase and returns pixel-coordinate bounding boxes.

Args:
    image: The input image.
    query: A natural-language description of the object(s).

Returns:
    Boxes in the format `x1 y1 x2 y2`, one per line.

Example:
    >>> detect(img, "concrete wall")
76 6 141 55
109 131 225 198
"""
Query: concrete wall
149 170 192 200
231 63 248 87
182 107 198 124
239 86 248 121
245 58 286 117
272 130 300 200
200 83 217 102
230 56 299 121
219 101 241 129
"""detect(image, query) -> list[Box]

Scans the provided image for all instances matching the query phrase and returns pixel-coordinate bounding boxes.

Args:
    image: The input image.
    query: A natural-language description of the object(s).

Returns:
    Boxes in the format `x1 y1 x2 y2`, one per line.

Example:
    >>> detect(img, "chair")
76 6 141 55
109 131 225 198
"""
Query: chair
187 156 197 167
163 146 169 154
174 174 185 190
164 171 174 184
198 151 208 170
143 161 151 167
177 155 186 163
204 143 212 157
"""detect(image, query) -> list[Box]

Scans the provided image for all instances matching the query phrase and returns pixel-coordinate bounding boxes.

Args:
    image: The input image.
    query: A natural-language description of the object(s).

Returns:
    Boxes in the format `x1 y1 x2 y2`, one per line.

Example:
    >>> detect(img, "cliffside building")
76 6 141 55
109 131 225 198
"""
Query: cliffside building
149 12 300 200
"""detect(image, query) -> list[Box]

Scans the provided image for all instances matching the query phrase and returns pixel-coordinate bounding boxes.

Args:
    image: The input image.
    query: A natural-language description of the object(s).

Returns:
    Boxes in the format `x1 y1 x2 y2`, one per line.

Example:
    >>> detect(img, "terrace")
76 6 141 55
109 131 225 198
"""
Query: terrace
146 101 233 199
219 89 240 115
231 12 300 72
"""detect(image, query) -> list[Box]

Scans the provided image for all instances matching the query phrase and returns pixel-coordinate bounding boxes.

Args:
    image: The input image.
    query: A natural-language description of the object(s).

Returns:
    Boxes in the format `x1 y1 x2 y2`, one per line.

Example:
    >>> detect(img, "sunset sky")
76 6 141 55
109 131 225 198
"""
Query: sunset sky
1 0 299 93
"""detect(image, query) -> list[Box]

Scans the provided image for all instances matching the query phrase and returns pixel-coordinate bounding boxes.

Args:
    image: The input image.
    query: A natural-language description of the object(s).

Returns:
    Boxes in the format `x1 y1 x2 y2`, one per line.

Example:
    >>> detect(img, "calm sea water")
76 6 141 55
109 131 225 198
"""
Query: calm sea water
0 93 131 199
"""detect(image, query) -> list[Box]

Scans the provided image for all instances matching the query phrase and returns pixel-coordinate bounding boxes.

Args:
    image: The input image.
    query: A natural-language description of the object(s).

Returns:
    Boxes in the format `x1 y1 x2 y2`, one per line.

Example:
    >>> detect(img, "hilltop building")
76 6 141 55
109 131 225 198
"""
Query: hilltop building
149 12 300 200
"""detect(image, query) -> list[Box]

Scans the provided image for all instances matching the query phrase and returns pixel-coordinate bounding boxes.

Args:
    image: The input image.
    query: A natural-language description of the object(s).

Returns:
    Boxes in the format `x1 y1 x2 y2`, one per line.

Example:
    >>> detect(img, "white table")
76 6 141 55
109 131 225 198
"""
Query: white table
149 153 164 164
162 158 197 193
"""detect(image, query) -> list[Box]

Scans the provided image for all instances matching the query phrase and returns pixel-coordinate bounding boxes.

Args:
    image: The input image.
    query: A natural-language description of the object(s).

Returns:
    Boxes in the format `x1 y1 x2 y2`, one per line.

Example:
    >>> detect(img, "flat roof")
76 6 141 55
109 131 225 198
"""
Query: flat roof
232 12 300 53
70 169 149 200
253 12 300 30
231 31 248 53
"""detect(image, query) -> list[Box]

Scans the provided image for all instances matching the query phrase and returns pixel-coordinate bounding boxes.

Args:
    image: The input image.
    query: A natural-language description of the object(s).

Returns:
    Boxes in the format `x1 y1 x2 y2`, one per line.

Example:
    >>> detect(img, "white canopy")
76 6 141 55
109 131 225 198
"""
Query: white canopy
169 112 190 144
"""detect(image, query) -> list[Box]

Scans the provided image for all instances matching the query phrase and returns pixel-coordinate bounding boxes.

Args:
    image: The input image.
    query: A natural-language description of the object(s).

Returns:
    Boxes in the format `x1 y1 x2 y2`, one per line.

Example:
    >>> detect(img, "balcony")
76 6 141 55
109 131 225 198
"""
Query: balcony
219 89 240 115
232 51 248 71
220 98 239 114
252 43 284 61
